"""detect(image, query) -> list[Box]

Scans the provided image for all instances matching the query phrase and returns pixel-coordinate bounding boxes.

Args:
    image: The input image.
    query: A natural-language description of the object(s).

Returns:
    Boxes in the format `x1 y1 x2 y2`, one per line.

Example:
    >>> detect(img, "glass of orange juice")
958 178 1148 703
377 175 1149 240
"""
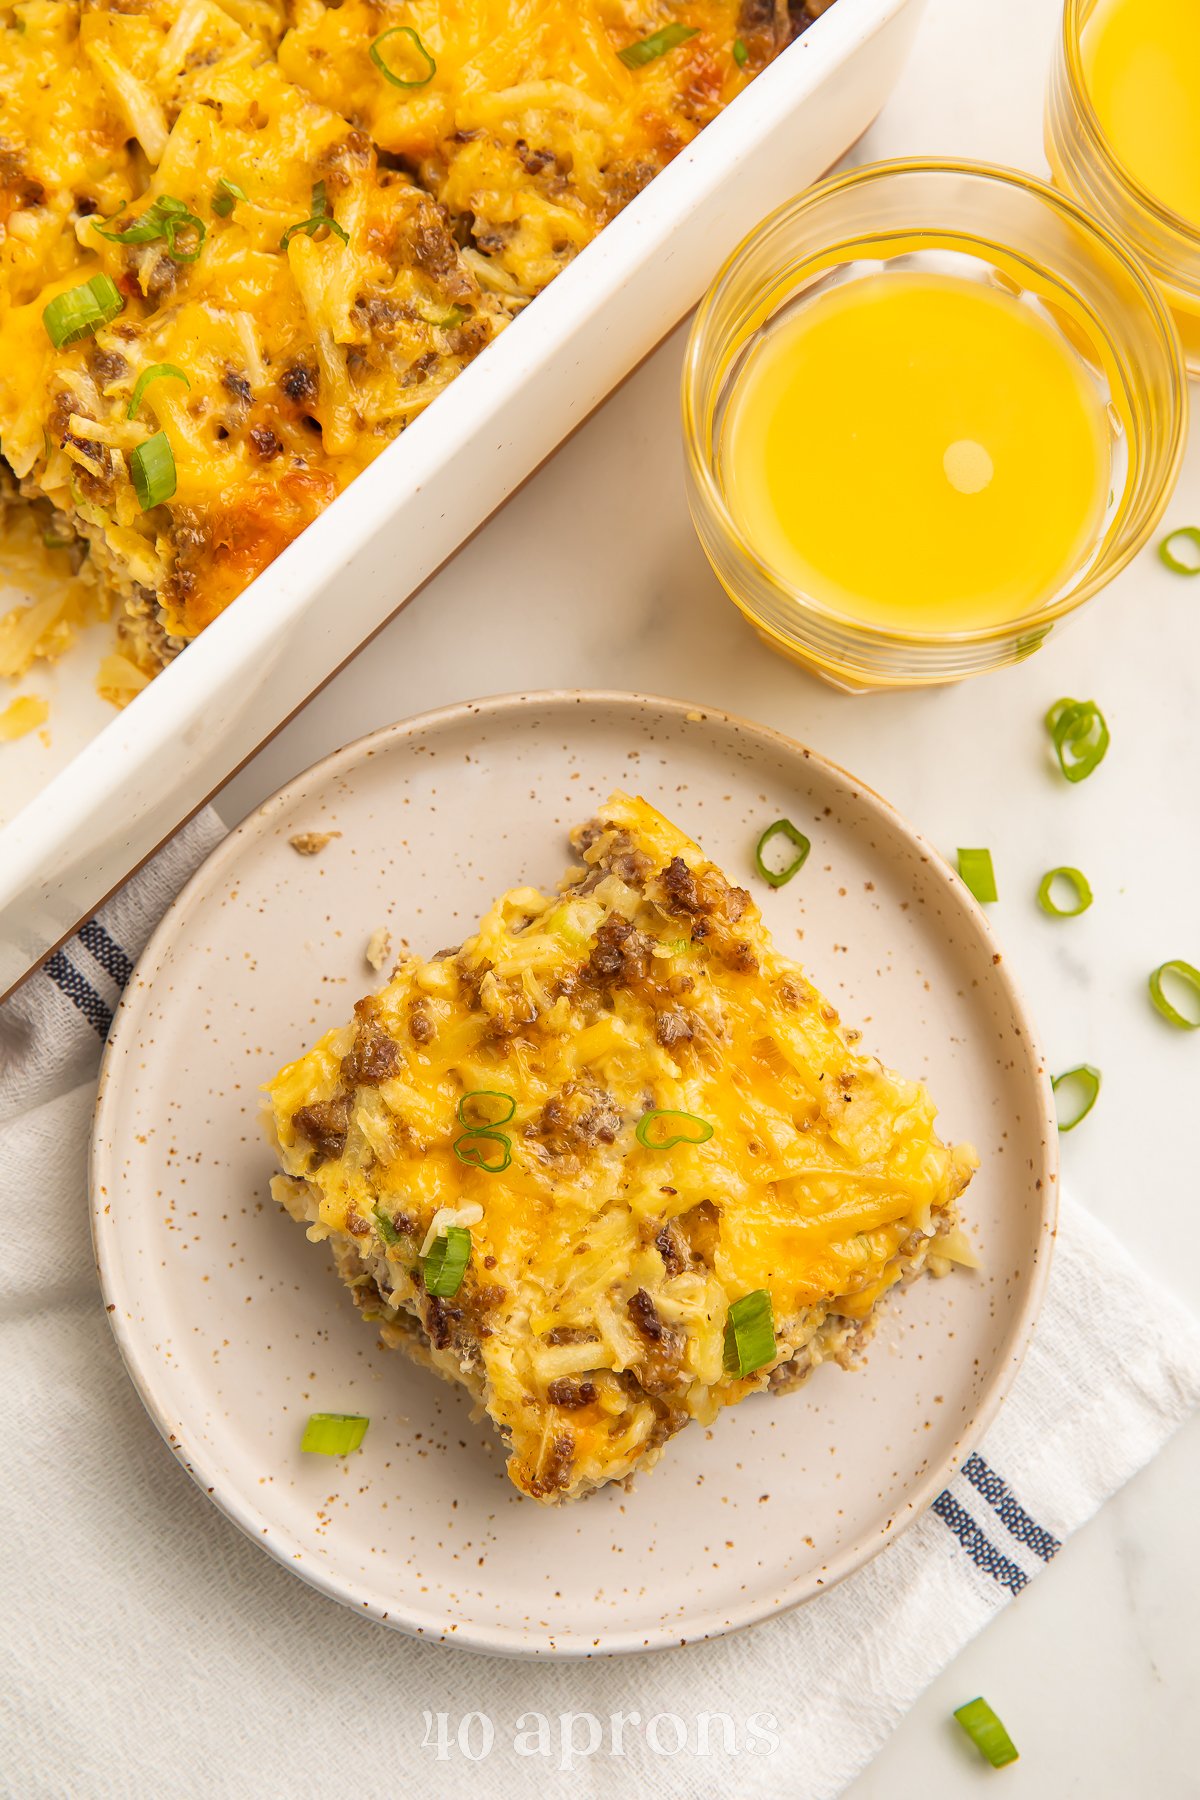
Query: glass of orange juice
1046 0 1200 374
682 159 1186 692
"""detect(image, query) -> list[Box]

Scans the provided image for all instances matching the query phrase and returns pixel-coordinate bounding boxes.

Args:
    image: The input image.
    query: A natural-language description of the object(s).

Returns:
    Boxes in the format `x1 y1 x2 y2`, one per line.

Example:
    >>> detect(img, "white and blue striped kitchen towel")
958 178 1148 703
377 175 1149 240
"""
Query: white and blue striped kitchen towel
2 813 1199 1800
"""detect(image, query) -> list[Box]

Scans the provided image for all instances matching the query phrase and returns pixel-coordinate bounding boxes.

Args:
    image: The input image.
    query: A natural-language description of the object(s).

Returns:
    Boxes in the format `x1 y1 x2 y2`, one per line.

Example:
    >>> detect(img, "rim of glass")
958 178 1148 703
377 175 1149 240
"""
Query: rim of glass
1060 0 1200 250
683 156 1187 653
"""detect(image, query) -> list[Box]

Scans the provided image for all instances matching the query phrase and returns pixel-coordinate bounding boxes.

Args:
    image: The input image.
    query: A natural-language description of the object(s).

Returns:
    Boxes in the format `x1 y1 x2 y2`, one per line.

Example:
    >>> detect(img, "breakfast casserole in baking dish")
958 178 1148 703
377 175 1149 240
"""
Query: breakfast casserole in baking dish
0 0 833 712
265 793 977 1503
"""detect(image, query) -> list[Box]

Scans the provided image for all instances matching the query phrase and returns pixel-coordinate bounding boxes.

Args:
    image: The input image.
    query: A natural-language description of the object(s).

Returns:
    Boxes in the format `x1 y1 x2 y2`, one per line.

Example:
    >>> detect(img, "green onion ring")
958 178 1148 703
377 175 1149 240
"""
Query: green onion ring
1051 1064 1101 1132
723 1289 775 1378
372 1204 403 1245
733 36 749 66
212 176 248 218
129 431 176 511
1045 697 1109 783
957 847 998 904
42 274 124 349
635 1109 714 1151
953 1698 1019 1768
422 1223 471 1296
94 194 206 263
370 24 437 88
457 1089 516 1129
754 818 811 888
127 362 189 421
1158 527 1200 576
452 1128 512 1173
1036 866 1092 918
300 1412 368 1455
618 22 698 67
1148 960 1200 1029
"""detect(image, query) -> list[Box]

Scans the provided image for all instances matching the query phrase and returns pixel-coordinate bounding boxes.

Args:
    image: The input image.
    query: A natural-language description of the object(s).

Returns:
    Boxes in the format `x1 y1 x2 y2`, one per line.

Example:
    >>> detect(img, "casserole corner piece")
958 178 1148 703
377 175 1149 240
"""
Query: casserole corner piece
265 793 978 1503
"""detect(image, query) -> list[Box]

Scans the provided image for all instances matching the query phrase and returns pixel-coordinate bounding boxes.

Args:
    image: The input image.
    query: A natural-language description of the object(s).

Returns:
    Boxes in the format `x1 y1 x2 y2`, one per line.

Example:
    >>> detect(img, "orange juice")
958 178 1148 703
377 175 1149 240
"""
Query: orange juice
1080 0 1200 230
719 270 1111 632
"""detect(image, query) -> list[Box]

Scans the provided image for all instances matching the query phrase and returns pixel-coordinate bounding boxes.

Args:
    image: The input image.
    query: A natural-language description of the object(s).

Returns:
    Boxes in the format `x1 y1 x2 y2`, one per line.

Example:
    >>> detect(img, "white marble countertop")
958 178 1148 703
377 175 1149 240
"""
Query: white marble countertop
219 0 1200 1790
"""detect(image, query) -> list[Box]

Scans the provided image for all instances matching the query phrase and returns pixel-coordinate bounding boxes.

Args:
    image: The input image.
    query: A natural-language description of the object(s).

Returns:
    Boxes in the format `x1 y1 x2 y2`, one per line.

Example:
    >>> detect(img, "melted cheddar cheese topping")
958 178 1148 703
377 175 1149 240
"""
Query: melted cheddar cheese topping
266 793 977 1502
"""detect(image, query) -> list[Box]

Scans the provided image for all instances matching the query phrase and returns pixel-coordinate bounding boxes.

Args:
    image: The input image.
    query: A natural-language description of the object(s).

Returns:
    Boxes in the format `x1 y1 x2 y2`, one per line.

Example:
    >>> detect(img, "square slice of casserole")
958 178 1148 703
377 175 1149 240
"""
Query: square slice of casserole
265 793 977 1503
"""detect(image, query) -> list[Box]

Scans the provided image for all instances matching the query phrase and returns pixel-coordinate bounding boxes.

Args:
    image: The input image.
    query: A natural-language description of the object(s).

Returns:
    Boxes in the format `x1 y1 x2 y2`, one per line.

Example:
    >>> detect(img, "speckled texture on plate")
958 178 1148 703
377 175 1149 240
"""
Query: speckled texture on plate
90 691 1058 1657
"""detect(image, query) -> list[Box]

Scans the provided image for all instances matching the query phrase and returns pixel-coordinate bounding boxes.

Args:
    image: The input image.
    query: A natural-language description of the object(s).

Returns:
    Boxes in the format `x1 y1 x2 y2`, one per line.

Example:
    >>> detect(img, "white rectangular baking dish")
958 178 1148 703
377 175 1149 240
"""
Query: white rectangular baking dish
0 0 926 995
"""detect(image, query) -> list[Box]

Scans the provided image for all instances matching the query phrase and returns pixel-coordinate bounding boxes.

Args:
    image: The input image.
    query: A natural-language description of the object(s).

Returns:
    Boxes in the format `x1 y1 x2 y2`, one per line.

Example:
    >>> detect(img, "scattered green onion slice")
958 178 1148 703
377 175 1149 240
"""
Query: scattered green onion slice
1036 866 1093 918
1148 959 1200 1030
723 1289 775 1378
618 22 698 67
94 194 206 263
953 1698 1019 1768
457 1089 516 1129
42 274 124 348
370 24 437 88
212 176 248 218
281 180 349 248
635 1109 714 1151
129 431 176 510
1158 526 1200 576
420 303 469 329
957 847 998 904
372 1204 403 1245
452 1128 512 1173
1045 697 1109 783
754 818 811 888
667 938 690 955
733 36 749 66
423 1223 471 1296
300 1412 369 1456
42 531 72 550
1052 1063 1101 1132
127 362 189 420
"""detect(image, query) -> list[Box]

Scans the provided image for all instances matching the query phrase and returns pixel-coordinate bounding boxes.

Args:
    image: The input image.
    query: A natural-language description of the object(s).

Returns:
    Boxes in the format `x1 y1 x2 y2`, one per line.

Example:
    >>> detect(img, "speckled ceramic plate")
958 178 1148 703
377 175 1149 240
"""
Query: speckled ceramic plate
91 691 1057 1657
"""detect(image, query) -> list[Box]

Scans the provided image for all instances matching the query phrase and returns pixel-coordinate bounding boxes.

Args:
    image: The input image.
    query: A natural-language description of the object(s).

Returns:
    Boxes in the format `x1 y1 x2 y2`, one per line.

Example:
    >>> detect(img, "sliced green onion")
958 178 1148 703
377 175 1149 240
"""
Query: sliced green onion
423 1223 471 1296
94 194 206 263
957 847 998 904
1148 959 1200 1029
754 818 811 888
1158 526 1200 576
129 431 176 510
457 1089 516 1129
452 1128 512 1173
1052 1064 1101 1132
372 1204 403 1245
618 22 698 67
733 36 749 66
42 274 124 348
127 362 189 420
1036 866 1093 918
667 938 690 955
281 179 349 248
42 531 72 550
1045 697 1109 783
953 1698 1019 1768
370 24 436 88
723 1289 775 1378
635 1109 714 1150
300 1412 369 1455
420 303 470 329
212 176 248 218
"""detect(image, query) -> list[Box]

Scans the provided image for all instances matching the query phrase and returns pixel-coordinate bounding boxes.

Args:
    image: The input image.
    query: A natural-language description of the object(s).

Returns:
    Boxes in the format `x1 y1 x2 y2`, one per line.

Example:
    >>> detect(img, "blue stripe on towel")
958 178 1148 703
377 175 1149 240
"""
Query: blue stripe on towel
962 1451 1062 1562
77 917 134 989
931 1490 1028 1594
44 951 114 1039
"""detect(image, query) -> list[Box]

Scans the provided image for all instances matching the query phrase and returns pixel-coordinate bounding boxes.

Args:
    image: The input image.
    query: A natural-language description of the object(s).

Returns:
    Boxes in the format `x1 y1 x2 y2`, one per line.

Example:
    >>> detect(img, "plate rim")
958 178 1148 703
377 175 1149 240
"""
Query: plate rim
90 688 1060 1658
